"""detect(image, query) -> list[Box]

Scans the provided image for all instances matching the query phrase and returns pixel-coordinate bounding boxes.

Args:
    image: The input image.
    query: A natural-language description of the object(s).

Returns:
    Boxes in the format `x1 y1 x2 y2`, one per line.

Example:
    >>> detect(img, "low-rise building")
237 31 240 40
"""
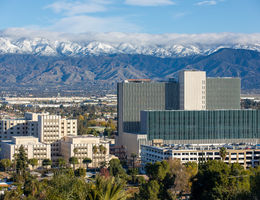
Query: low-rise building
0 112 77 160
141 143 260 170
60 135 110 168
0 136 51 166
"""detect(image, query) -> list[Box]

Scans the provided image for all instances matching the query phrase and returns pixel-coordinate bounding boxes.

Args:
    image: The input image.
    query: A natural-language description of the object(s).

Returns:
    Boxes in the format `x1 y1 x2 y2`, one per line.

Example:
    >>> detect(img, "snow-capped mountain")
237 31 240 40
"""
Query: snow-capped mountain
0 28 260 57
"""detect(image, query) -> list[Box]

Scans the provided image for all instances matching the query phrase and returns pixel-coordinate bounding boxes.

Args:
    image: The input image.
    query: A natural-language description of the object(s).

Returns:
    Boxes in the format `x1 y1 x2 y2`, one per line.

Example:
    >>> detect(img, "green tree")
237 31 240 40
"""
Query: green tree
87 176 128 200
108 159 128 179
46 173 88 200
251 166 260 199
99 145 105 154
93 145 98 154
228 163 252 199
0 159 12 172
23 176 43 198
75 168 86 177
220 147 228 161
185 161 198 191
83 157 92 172
145 160 169 181
69 156 79 170
73 147 79 155
28 158 38 170
57 158 66 169
16 145 28 175
191 160 233 200
137 180 160 200
3 185 24 200
42 158 52 169
128 167 139 184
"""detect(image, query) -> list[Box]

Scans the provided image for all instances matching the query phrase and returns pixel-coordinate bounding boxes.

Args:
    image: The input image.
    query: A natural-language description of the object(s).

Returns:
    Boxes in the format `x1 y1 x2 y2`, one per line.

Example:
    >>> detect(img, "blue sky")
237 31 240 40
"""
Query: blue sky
0 0 260 34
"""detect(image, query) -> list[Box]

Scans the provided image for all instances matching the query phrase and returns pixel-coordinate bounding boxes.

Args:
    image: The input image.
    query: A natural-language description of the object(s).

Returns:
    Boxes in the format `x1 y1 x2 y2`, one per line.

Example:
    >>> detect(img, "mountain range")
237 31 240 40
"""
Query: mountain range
0 48 260 93
1 30 260 58
0 30 260 94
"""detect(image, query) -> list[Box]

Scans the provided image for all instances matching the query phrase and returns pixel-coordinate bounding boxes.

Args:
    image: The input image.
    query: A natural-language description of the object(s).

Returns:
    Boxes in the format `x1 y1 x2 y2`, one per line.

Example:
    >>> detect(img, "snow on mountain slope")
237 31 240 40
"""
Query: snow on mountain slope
0 28 260 57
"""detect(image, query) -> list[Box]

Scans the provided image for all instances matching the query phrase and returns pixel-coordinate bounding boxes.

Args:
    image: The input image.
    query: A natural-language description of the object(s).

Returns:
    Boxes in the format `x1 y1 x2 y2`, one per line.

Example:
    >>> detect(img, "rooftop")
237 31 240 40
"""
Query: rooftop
143 143 260 151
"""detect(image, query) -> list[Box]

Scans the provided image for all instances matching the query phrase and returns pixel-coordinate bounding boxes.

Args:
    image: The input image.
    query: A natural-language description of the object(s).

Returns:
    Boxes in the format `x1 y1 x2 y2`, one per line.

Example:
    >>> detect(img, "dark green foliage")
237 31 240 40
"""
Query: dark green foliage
57 158 66 168
83 157 92 171
0 159 12 172
42 159 52 169
219 147 228 161
128 167 139 184
28 158 38 169
87 175 128 200
136 180 160 200
75 168 86 177
46 173 89 200
251 166 260 199
108 159 128 180
191 160 252 200
145 160 169 181
69 156 79 170
137 161 173 200
137 159 197 200
16 145 28 175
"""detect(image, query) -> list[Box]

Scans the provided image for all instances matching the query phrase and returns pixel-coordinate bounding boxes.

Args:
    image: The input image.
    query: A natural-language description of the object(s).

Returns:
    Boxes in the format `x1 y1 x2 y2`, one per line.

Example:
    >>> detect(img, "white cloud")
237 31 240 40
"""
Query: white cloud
3 29 260 46
196 0 217 6
43 0 140 33
1 29 260 57
125 0 175 6
45 0 110 15
47 15 140 33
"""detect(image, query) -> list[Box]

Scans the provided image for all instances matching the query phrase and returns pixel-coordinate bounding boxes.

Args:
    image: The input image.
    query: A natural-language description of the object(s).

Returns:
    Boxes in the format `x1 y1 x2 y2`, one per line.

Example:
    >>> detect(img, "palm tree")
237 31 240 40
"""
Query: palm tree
99 145 104 154
42 159 52 169
57 158 66 169
219 147 228 161
102 147 107 155
28 158 38 170
69 156 79 170
83 157 92 172
24 177 41 197
100 161 107 169
0 159 12 172
87 176 128 200
130 153 137 169
93 145 98 155
73 148 79 155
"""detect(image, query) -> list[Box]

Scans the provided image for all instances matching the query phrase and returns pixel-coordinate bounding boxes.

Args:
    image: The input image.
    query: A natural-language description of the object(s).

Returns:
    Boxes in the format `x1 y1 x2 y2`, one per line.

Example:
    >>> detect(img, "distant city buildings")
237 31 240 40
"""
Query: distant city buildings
0 94 117 107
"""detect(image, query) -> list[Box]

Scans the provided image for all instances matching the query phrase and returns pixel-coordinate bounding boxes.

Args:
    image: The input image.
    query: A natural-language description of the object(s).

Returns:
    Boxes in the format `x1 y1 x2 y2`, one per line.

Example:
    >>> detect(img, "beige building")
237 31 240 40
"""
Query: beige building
179 70 206 110
38 114 77 159
60 136 110 168
0 112 77 160
0 119 38 142
0 136 51 166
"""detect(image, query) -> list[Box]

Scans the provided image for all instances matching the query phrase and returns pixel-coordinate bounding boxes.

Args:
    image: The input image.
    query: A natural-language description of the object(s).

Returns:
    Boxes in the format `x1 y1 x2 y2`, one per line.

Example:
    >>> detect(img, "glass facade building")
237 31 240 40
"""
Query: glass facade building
117 81 179 133
141 110 260 141
206 78 241 110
